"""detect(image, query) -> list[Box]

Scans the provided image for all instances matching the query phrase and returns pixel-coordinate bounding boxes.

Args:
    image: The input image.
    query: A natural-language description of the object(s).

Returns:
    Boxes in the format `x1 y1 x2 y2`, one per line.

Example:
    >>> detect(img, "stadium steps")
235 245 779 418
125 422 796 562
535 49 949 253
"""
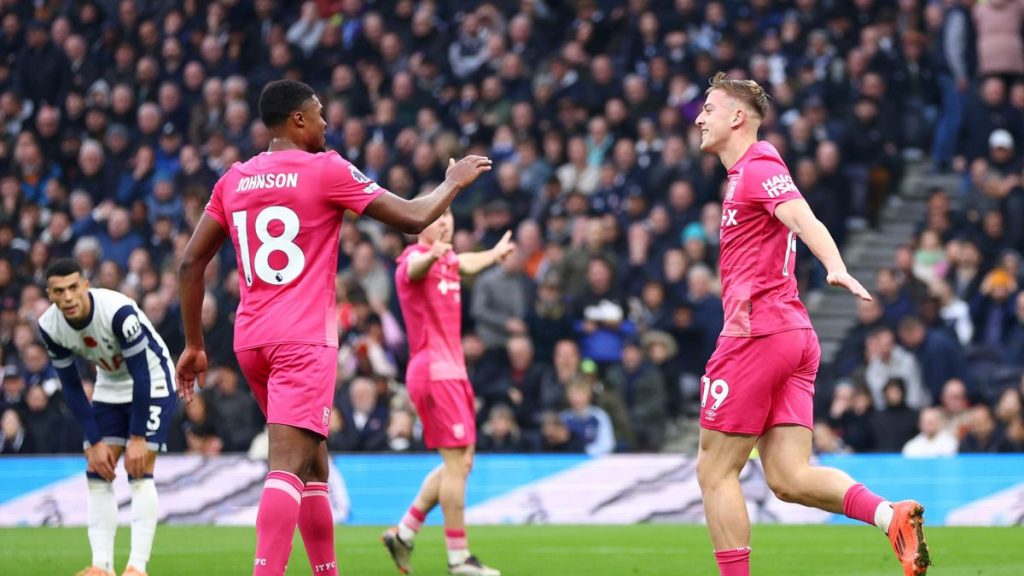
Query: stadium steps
807 164 963 369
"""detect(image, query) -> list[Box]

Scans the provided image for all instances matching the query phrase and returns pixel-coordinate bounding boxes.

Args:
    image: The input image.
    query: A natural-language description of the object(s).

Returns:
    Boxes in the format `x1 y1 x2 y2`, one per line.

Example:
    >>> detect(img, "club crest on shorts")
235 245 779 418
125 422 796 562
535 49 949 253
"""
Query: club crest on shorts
453 423 465 439
322 407 331 427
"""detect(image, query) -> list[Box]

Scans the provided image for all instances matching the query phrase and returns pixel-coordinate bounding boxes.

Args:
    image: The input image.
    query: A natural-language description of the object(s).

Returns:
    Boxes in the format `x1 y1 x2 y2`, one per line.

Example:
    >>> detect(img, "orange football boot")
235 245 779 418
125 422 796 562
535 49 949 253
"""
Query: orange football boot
888 500 931 575
75 568 115 576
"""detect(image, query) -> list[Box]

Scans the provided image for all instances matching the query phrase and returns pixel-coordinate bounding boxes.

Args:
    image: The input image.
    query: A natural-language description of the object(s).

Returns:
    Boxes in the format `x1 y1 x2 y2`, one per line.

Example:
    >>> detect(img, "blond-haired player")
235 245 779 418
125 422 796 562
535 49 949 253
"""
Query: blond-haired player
693 72 930 576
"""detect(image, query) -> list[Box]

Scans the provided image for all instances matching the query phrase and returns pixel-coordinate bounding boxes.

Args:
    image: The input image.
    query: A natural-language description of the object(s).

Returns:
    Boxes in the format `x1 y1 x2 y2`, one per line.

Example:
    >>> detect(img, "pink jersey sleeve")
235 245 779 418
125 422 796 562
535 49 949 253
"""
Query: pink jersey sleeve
204 173 229 230
321 151 387 215
395 251 411 286
743 154 804 216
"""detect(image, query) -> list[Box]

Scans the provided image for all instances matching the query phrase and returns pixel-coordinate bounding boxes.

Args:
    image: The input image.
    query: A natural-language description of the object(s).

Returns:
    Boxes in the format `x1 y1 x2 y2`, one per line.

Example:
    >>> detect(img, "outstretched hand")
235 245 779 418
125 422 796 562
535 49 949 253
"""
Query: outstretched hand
827 270 872 301
445 156 493 189
492 230 516 261
175 346 208 403
430 240 453 259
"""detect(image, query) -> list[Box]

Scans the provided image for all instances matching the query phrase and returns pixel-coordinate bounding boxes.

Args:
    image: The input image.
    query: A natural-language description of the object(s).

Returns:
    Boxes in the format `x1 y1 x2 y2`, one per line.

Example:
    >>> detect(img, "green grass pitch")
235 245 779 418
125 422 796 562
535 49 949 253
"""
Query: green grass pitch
1 525 1022 575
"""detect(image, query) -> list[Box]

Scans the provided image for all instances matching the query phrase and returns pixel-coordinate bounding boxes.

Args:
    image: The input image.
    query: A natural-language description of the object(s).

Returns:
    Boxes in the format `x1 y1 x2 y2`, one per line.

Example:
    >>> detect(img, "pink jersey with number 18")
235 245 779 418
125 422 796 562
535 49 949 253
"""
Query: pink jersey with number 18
718 141 813 337
205 149 386 351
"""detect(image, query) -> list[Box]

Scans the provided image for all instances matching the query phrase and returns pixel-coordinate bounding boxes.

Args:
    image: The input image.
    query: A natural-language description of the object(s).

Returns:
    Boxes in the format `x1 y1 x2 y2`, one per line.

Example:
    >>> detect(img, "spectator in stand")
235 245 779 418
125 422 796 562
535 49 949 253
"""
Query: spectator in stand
836 295 887 377
19 341 58 392
933 280 974 346
929 0 973 171
972 268 1019 350
863 326 930 410
167 393 222 455
642 329 685 420
0 366 26 415
538 411 584 453
18 385 57 453
871 378 921 453
489 335 544 432
573 256 634 369
96 207 143 270
812 417 851 455
470 244 530 363
973 0 1024 85
559 378 614 457
959 403 1013 453
15 19 70 108
875 267 915 327
897 315 969 403
961 78 1024 164
902 407 959 457
827 381 876 453
685 263 723 367
526 274 575 368
333 377 389 452
340 239 392 311
385 408 423 453
604 338 667 451
0 406 33 453
940 378 974 439
477 404 532 453
199 290 234 370
204 367 261 453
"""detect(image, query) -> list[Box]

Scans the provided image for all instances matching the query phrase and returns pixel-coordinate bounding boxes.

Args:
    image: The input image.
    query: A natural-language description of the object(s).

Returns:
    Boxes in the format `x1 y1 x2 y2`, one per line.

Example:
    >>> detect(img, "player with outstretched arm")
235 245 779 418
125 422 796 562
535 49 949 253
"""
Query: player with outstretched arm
381 208 514 576
174 79 491 576
39 258 177 576
693 73 930 576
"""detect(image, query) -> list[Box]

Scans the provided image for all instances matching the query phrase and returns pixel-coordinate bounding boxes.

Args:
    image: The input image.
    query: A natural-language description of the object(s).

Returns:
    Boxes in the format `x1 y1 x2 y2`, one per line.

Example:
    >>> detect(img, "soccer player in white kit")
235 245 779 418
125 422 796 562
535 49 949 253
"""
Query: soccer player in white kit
39 258 177 576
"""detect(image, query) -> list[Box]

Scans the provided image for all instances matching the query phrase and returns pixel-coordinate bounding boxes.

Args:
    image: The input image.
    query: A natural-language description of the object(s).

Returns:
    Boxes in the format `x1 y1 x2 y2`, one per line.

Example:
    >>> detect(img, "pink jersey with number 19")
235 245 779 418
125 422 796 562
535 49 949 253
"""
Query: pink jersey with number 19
205 149 386 351
718 141 813 337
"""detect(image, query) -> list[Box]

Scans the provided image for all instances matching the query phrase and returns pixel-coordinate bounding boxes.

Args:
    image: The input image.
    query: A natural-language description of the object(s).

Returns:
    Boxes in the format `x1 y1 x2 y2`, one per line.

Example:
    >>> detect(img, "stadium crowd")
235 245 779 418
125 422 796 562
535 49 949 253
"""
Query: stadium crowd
0 0 1022 457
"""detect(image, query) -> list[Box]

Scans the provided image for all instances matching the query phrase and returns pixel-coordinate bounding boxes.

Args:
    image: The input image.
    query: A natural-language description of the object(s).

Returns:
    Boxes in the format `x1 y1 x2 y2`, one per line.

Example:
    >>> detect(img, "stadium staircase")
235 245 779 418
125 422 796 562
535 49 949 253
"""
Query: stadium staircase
808 164 963 372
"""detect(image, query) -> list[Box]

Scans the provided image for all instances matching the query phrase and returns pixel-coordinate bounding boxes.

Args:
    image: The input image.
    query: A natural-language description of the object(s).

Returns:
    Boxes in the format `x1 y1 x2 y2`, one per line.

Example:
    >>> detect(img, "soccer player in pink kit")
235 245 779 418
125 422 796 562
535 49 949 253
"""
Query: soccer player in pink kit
694 73 930 576
381 208 513 576
174 80 492 576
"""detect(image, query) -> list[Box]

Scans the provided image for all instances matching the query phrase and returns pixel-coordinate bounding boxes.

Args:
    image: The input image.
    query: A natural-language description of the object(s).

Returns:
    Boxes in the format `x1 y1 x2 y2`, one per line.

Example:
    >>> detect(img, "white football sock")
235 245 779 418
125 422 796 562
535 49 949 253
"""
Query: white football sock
447 548 471 565
397 522 417 543
875 501 894 535
128 478 159 572
87 478 118 572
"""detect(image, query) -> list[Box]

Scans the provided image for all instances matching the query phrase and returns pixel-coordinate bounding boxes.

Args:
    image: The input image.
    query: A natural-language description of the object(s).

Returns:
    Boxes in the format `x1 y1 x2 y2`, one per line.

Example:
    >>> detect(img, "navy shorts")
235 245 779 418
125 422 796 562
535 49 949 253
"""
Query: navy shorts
88 396 176 452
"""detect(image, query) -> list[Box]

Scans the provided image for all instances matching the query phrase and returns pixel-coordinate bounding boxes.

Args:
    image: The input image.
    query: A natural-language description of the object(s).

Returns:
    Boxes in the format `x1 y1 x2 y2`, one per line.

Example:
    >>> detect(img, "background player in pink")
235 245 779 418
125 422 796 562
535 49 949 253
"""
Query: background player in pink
174 80 492 576
694 73 930 576
381 207 513 576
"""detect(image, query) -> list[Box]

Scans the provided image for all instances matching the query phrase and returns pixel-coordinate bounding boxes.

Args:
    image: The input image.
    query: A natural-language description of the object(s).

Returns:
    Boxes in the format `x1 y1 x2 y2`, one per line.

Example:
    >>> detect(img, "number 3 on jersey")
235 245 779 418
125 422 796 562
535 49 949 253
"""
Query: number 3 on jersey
232 206 306 286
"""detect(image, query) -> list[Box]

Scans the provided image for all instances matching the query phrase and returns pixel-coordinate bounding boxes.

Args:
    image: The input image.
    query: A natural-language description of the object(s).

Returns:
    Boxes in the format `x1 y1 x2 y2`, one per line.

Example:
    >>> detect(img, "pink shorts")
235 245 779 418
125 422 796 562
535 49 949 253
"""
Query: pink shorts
407 378 476 449
236 343 338 438
699 328 820 436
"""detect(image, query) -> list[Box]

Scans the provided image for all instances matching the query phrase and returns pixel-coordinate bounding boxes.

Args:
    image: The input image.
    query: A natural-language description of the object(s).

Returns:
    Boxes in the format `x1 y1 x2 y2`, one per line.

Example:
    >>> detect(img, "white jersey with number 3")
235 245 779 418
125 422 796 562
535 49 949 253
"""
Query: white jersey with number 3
38 288 174 404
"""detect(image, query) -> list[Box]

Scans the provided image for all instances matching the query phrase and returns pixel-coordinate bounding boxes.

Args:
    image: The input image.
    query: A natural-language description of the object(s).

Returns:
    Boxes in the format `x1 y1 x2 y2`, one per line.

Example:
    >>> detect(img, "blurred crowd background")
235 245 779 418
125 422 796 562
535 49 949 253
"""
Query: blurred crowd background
0 0 1022 458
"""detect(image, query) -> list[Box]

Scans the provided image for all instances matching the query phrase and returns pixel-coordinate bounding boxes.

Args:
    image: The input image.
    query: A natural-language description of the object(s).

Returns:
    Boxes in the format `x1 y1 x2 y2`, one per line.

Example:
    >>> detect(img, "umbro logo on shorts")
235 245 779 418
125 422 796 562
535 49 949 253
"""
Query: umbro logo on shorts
704 409 717 421
453 423 465 439
322 407 331 427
